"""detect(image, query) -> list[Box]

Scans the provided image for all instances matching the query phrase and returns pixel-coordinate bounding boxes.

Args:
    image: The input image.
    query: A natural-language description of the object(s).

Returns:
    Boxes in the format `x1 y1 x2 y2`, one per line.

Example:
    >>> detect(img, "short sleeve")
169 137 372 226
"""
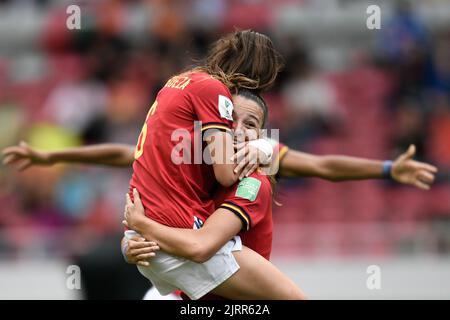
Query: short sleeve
218 176 271 231
190 79 234 133
275 142 289 164
263 139 290 178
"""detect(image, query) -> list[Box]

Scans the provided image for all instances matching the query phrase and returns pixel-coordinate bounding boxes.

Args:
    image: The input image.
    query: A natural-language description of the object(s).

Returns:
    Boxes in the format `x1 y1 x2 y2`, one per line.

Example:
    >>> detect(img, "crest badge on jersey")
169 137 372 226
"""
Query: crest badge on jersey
218 95 234 121
193 216 204 229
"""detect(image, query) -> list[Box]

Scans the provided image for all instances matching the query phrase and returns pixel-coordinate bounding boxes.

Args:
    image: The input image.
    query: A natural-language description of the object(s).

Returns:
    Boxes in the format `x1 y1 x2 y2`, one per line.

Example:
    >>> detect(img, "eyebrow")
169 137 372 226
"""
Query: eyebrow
246 114 261 124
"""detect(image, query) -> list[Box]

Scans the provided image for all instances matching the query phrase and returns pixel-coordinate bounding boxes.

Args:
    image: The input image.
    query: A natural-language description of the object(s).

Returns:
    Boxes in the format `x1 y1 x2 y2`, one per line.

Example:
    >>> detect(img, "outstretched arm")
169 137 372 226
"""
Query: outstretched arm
2 141 135 170
123 189 242 264
279 145 438 190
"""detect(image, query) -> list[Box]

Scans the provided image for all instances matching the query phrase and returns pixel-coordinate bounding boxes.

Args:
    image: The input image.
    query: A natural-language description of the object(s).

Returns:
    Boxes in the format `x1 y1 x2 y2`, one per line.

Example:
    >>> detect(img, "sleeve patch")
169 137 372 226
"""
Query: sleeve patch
218 95 234 121
235 177 261 202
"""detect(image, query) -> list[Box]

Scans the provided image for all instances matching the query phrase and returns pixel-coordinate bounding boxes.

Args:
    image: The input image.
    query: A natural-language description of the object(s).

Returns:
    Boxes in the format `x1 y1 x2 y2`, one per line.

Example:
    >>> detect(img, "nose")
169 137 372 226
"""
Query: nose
233 128 246 144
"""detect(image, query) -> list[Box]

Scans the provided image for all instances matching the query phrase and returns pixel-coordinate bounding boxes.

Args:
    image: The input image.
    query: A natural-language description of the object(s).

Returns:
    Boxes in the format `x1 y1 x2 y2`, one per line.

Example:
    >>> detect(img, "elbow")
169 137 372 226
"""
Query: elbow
188 242 214 263
322 173 343 183
191 254 211 264
217 177 236 188
324 174 341 182
315 159 340 182
215 173 237 188
321 167 345 182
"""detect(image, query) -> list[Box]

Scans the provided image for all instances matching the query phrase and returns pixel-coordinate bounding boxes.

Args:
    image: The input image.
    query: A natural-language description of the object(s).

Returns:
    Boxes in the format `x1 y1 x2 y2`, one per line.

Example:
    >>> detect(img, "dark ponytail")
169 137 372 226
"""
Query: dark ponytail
194 30 284 93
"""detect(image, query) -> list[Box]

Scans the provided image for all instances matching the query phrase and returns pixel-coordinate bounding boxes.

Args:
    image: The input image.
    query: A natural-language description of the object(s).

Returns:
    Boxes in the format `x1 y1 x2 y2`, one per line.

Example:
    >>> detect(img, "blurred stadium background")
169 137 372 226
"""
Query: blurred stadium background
1 0 450 299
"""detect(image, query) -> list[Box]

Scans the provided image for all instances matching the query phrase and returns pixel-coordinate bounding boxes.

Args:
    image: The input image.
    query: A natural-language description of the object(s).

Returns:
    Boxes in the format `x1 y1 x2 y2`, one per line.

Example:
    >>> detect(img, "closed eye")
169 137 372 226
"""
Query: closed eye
244 122 257 129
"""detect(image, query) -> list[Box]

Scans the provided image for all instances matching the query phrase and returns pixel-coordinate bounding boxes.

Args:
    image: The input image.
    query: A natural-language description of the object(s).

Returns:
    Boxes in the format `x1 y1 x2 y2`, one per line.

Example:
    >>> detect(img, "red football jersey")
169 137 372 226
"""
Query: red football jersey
188 172 273 300
213 172 273 260
130 71 234 228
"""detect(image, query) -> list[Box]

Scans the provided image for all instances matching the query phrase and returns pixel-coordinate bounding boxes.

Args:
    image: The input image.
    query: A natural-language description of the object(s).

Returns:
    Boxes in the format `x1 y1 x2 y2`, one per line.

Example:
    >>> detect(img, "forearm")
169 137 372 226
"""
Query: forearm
208 131 239 187
279 150 384 181
316 156 384 181
47 144 135 167
131 218 205 261
130 208 241 263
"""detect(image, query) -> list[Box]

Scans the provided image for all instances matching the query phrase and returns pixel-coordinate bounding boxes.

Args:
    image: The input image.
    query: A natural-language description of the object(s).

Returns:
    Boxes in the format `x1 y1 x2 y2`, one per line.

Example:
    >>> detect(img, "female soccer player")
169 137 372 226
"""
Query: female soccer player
117 30 303 299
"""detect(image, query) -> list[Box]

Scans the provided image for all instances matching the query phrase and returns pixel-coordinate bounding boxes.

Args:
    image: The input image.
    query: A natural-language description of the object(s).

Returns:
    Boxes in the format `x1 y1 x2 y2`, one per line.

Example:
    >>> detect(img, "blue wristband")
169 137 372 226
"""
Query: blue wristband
382 160 393 179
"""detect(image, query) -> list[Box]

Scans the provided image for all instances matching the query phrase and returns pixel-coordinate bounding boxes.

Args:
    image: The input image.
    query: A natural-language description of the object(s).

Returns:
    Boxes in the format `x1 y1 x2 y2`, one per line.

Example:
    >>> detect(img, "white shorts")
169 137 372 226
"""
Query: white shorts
125 230 242 300
142 287 182 300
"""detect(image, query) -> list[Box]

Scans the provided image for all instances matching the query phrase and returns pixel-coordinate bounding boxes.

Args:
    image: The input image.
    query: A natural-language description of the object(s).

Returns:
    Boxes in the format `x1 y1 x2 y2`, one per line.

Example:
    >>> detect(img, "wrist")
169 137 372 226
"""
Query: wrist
382 160 393 179
43 152 56 164
248 139 273 165
132 216 151 234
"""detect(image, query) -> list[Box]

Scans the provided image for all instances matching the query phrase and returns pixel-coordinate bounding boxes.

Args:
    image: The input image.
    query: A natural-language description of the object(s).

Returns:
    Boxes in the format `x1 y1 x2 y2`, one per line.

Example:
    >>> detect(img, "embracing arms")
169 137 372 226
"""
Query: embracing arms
123 189 242 264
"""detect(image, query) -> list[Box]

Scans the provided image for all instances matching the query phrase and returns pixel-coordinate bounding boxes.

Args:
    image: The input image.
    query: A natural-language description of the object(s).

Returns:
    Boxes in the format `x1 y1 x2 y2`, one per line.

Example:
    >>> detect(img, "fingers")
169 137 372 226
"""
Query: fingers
19 141 29 149
129 246 160 256
231 147 249 167
233 152 250 175
405 144 416 160
237 146 259 179
17 159 32 171
135 253 156 260
124 193 135 222
122 220 129 228
126 193 133 206
2 148 27 167
233 145 261 177
417 171 435 185
132 188 144 209
406 161 438 190
129 240 158 249
130 236 146 242
234 142 247 151
413 161 438 173
424 164 438 173
413 179 430 190
123 204 128 221
127 239 159 266
398 144 416 163
2 154 19 166
234 161 246 177
2 155 33 171
2 142 35 171
2 146 27 158
239 162 258 180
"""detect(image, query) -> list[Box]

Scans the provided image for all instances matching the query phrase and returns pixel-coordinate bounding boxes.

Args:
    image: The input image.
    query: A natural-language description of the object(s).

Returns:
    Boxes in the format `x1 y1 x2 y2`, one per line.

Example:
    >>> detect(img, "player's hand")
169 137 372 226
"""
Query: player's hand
123 188 147 230
125 236 159 267
232 141 260 180
391 145 438 190
2 141 52 171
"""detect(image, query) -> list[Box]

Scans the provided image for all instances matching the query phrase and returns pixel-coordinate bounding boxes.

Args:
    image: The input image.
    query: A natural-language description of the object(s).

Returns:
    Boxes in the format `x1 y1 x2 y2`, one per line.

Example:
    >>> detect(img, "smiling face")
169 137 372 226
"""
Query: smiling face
232 94 265 143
